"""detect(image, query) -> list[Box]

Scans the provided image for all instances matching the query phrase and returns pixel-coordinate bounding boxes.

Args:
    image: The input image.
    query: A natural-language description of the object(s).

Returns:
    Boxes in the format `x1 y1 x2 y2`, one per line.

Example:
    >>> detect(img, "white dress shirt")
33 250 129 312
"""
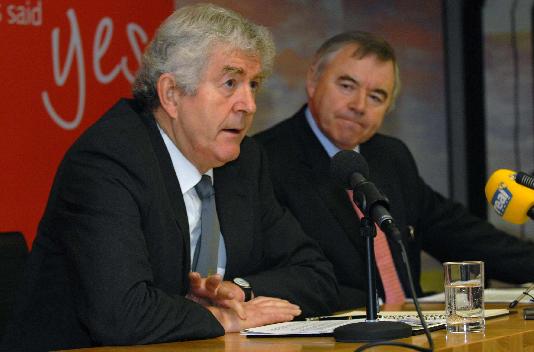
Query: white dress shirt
158 125 227 277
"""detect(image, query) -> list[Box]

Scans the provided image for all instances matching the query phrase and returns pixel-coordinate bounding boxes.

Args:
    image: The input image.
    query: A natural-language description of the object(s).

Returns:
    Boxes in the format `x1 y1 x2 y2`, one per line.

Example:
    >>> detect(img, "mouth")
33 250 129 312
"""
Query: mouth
337 114 365 126
220 128 246 139
338 117 362 127
222 128 243 135
337 113 357 122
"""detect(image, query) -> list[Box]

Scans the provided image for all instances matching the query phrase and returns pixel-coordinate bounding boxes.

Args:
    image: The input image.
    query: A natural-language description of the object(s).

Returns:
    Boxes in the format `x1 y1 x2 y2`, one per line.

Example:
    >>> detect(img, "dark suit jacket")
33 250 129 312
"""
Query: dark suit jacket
1 100 338 351
255 106 534 310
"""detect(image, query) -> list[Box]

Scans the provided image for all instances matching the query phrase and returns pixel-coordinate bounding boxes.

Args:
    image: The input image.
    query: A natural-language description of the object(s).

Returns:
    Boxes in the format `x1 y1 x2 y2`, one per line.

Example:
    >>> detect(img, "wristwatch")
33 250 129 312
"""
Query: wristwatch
233 277 252 301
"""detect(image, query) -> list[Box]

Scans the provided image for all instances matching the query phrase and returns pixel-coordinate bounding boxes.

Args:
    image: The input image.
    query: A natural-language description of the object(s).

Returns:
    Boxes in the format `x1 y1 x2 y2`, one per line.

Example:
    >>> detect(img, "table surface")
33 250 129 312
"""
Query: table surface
64 304 534 352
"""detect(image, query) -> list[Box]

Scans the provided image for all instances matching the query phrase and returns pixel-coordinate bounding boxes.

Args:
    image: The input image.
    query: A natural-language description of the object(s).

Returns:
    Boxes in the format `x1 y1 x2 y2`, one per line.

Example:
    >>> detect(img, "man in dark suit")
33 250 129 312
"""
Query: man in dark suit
255 31 534 310
1 5 338 351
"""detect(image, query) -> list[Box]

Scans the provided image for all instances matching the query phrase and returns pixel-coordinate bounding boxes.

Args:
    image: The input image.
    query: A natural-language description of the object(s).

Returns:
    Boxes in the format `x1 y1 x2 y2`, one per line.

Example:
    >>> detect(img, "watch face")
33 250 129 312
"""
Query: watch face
233 277 250 288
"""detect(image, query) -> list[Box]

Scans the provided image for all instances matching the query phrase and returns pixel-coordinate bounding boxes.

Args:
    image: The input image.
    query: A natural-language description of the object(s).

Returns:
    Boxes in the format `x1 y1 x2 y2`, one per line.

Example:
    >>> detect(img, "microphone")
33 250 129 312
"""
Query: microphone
331 150 402 242
330 150 426 346
485 169 534 224
516 171 534 190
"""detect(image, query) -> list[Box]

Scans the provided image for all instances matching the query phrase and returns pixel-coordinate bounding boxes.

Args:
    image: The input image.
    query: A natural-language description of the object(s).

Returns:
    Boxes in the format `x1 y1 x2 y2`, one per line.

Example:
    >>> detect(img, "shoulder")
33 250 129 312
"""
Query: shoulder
363 133 415 163
237 136 260 159
42 100 155 224
363 133 421 182
254 111 308 163
255 122 303 177
64 99 151 163
55 99 157 192
364 133 410 152
255 116 298 144
75 99 146 148
255 106 306 147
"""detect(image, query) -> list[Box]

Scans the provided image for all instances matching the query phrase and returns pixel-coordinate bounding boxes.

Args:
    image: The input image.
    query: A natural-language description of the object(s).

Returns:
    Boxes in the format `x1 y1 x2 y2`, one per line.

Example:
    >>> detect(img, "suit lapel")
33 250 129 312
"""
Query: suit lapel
213 159 251 279
138 107 192 272
360 139 407 237
292 108 364 250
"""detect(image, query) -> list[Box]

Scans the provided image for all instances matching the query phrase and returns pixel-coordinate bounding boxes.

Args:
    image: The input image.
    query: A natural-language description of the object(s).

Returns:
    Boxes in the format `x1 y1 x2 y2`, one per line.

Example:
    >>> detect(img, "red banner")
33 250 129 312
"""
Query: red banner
0 0 173 245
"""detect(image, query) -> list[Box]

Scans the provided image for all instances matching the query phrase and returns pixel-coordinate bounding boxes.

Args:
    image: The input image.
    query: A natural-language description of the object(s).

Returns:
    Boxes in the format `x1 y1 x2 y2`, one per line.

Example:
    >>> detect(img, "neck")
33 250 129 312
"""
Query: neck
153 107 209 174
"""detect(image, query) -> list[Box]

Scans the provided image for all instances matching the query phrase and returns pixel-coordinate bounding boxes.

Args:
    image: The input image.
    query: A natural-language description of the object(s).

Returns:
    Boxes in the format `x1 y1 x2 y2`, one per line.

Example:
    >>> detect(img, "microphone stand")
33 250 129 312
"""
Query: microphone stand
334 197 412 342
361 216 379 321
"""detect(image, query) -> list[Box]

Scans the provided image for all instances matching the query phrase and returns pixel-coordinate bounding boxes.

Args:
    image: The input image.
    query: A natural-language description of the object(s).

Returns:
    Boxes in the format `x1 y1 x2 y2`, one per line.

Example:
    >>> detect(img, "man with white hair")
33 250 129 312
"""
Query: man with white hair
1 5 338 351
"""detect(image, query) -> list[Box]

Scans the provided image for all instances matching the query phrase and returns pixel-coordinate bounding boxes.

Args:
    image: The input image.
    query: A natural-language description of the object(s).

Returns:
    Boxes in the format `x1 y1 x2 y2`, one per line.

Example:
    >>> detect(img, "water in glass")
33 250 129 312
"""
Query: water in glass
445 280 485 333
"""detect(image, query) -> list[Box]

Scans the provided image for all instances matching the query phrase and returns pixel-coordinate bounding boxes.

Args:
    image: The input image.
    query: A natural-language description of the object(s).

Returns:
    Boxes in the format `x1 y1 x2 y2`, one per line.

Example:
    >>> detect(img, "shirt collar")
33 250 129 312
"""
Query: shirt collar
305 106 359 157
157 124 213 194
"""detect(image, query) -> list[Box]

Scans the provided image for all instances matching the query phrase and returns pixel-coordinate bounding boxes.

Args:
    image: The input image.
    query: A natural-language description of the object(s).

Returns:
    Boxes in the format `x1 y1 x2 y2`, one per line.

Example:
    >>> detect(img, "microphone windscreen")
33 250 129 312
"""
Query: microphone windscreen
330 150 370 189
516 172 534 190
485 169 534 224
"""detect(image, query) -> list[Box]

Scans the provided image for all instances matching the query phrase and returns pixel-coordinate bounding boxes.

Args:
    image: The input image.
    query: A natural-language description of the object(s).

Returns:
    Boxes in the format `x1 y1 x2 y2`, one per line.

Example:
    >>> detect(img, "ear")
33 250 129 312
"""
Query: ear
305 65 318 99
156 73 180 118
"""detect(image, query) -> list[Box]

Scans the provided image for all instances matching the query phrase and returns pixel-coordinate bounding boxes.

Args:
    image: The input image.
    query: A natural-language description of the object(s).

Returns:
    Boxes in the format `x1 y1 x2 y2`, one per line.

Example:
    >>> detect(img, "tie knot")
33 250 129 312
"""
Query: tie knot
195 175 214 199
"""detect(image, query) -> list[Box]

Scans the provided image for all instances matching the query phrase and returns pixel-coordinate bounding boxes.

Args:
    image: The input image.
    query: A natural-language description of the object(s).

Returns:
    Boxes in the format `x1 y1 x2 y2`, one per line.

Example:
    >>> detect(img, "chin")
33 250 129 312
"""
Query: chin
338 132 367 147
216 148 241 166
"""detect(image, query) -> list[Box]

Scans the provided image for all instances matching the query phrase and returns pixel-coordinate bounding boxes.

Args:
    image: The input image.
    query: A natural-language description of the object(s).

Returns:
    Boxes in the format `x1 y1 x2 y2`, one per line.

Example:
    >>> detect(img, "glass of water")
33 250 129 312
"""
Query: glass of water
443 261 485 333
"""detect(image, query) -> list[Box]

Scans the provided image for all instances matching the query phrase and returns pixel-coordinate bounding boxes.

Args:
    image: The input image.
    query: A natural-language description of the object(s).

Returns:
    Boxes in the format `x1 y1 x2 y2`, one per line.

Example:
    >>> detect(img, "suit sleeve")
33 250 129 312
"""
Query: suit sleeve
242 144 340 317
419 183 534 283
46 145 224 346
395 142 534 284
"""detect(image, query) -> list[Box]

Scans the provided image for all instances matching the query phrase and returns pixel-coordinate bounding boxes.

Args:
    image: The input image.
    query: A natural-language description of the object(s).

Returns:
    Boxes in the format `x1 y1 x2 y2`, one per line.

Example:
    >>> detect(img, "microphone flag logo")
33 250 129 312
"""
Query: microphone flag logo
491 182 512 216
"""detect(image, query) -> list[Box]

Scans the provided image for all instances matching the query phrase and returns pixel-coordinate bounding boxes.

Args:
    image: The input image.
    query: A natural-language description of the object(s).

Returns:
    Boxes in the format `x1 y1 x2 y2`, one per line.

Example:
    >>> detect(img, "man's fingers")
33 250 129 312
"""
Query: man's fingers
245 297 301 317
208 297 302 333
225 299 247 320
248 296 300 310
188 272 202 289
214 283 236 300
232 298 302 331
205 274 222 292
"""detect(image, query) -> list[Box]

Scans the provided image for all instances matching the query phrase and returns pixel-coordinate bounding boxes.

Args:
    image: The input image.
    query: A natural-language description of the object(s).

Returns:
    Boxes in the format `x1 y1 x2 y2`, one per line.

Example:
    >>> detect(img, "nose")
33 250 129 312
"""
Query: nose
234 84 257 114
349 89 367 114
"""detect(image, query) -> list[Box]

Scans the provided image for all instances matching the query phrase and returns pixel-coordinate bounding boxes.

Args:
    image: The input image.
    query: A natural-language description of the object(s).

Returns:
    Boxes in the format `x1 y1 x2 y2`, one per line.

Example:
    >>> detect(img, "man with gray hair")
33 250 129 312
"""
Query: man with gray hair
1 4 338 351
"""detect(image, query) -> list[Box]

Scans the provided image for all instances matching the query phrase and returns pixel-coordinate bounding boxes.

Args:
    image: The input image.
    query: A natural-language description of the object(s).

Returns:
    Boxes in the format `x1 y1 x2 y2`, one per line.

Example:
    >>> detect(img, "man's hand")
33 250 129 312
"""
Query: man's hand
189 272 245 302
207 296 301 332
188 272 247 318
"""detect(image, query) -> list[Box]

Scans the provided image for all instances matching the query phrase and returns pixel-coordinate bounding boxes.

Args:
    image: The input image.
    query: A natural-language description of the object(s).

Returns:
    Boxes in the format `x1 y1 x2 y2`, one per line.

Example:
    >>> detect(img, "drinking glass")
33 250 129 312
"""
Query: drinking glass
443 261 485 333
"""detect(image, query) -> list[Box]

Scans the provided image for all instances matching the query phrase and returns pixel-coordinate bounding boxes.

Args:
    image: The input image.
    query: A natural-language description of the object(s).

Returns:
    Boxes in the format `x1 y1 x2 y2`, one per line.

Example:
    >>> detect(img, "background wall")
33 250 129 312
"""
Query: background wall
0 1 173 245
175 0 448 200
483 0 534 239
2 1 531 268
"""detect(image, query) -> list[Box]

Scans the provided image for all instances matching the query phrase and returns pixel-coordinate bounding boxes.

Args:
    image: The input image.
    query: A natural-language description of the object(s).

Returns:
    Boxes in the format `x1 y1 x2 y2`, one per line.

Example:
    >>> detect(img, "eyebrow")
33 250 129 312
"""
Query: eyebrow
338 74 389 99
222 65 265 82
223 66 245 75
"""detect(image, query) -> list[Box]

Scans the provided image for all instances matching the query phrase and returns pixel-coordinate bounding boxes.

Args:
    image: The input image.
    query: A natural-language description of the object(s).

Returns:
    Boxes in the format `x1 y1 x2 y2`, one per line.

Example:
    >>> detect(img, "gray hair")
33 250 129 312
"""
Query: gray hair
132 3 275 111
310 31 400 112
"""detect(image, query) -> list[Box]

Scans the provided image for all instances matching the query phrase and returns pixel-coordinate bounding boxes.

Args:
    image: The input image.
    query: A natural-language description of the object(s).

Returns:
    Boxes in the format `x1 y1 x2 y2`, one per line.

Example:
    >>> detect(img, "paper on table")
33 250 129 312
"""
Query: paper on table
242 309 509 337
312 308 508 322
241 319 361 337
414 288 534 303
242 315 448 337
241 319 447 337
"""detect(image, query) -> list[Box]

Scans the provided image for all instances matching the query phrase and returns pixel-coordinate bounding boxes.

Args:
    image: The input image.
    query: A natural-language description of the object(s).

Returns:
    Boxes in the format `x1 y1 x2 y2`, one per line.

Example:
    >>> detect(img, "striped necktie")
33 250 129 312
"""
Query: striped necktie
347 190 406 304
